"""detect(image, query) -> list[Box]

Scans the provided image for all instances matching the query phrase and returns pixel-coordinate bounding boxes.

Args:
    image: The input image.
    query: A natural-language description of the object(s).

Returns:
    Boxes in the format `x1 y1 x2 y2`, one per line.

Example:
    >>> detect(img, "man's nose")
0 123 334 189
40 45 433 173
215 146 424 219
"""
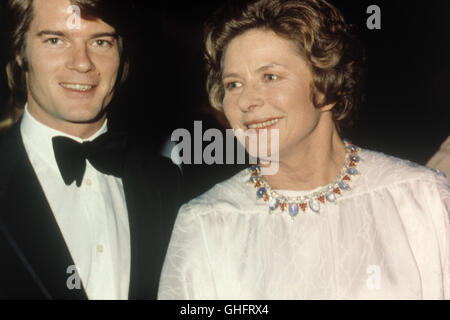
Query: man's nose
237 83 264 112
66 44 95 73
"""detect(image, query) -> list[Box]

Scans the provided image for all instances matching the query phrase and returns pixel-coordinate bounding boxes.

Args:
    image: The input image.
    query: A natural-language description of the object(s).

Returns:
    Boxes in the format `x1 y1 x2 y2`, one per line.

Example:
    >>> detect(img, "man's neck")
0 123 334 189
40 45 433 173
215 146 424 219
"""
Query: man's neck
27 106 107 139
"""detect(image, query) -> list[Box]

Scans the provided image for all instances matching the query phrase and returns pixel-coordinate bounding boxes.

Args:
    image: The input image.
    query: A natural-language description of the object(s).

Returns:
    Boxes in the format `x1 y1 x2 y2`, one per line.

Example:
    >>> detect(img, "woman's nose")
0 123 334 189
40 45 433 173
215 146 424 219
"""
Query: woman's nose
237 83 264 112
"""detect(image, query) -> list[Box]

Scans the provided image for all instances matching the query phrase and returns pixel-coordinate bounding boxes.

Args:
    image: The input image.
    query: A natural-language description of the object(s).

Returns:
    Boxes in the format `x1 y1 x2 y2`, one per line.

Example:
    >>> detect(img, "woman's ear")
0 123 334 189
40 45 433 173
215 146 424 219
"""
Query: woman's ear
320 102 336 112
313 90 335 112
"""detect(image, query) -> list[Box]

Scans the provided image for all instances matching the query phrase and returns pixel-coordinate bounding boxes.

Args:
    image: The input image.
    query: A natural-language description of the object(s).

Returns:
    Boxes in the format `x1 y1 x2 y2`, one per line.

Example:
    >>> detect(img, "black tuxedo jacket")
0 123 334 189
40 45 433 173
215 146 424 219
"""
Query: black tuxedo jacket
0 123 182 299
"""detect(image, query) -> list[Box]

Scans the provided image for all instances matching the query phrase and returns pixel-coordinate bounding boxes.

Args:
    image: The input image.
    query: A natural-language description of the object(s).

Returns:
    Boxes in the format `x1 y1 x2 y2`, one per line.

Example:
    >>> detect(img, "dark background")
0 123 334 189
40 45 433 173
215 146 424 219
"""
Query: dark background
1 0 449 200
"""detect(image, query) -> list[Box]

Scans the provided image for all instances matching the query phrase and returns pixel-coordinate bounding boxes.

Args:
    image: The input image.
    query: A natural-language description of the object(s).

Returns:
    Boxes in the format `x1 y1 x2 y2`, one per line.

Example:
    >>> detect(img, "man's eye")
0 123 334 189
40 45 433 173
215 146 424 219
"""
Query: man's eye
46 38 62 45
264 74 278 81
225 82 242 90
93 39 113 47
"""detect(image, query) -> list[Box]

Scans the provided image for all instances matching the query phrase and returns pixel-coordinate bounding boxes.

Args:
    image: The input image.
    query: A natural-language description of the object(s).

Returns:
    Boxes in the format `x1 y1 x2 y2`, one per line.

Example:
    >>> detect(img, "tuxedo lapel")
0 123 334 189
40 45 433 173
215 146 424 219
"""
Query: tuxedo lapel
0 125 87 299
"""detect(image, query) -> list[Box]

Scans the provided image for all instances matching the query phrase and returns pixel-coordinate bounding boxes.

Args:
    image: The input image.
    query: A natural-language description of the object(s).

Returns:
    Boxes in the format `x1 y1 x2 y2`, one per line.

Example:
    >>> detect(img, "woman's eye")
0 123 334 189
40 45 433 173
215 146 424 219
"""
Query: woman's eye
264 74 278 81
225 82 242 90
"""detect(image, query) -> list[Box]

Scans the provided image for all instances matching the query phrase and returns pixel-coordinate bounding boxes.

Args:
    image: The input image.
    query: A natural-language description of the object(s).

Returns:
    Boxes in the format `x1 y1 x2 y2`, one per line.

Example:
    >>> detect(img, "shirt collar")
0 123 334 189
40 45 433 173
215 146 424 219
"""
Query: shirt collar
20 103 108 170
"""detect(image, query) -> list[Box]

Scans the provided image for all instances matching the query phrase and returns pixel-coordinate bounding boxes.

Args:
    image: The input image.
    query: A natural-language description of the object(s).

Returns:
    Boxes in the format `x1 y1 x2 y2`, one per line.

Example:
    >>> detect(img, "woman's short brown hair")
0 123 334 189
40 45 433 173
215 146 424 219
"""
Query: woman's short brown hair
1 0 133 129
204 0 365 132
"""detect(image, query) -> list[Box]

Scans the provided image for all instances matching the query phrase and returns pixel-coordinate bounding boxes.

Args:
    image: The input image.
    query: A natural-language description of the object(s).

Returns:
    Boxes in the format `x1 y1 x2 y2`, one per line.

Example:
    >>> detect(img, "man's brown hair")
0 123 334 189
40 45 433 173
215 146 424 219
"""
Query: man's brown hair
1 0 133 129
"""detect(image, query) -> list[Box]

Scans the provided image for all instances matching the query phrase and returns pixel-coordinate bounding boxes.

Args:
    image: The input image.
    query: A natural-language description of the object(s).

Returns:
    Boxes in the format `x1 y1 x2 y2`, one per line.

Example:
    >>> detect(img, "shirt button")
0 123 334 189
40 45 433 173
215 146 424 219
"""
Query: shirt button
85 179 92 186
97 245 104 253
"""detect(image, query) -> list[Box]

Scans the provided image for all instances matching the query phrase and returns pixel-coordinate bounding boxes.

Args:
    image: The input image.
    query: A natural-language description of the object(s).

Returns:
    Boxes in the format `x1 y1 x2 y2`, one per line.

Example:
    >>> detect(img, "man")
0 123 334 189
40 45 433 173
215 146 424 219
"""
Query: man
0 0 181 299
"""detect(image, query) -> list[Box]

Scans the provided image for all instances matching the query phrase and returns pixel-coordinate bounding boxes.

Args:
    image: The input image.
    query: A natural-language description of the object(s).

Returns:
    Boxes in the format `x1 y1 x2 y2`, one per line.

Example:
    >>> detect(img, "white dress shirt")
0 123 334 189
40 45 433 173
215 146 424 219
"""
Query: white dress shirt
159 149 450 300
20 106 130 300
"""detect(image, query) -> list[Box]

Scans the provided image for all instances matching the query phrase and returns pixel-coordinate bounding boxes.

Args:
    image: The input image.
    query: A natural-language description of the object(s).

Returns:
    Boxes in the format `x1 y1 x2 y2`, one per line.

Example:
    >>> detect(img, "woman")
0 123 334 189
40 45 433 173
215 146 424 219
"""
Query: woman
427 135 450 181
158 0 449 299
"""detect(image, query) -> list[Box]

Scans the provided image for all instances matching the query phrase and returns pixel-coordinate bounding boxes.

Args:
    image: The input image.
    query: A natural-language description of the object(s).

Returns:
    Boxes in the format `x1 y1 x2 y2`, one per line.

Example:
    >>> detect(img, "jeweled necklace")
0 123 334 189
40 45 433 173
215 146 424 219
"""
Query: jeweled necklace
247 139 361 217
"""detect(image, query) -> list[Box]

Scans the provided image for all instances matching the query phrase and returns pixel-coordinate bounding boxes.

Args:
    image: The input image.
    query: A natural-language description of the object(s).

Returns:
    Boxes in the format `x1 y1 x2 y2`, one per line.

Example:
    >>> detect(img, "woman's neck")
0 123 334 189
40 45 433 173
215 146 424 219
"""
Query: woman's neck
262 123 345 191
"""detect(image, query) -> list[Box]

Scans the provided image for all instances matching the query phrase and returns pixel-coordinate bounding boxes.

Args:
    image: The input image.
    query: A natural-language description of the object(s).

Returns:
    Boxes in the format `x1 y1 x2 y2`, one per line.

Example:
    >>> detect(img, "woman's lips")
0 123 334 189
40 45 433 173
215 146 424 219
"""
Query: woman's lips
245 117 282 130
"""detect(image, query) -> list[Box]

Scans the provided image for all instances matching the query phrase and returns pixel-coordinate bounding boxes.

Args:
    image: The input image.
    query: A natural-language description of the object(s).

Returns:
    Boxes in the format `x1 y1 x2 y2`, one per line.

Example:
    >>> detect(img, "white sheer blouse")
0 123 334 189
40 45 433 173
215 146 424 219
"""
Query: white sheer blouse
158 149 450 300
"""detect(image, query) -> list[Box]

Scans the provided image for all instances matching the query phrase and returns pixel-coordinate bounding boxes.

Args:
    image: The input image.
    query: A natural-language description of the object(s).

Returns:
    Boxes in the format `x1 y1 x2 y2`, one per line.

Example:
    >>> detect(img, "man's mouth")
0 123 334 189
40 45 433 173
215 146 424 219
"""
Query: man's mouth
246 118 282 130
60 83 96 92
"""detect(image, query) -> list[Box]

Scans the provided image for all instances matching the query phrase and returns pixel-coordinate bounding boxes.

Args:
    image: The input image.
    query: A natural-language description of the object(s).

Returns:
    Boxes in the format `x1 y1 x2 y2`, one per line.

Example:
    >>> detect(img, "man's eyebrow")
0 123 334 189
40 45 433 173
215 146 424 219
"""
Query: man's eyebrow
35 30 118 39
90 32 118 39
36 30 66 37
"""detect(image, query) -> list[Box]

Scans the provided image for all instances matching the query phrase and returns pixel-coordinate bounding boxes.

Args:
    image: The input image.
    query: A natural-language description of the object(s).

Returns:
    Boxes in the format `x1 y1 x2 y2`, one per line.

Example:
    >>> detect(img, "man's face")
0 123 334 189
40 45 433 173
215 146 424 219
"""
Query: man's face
23 0 120 135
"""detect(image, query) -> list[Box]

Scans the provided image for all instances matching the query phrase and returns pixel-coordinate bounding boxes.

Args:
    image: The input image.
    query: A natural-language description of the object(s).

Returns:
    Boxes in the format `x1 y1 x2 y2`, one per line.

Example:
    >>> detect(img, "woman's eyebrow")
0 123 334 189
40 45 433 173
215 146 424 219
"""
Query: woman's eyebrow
222 72 240 80
256 63 287 72
223 63 287 79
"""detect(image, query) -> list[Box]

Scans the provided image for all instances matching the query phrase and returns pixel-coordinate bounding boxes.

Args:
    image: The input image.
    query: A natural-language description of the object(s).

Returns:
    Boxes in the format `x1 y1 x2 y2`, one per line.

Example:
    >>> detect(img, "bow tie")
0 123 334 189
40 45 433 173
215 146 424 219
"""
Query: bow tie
52 132 128 187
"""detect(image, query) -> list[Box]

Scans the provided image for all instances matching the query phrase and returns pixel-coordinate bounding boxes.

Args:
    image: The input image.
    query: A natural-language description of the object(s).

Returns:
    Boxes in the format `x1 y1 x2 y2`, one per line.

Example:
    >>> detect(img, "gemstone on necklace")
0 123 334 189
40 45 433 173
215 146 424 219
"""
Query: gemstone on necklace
317 195 326 203
347 167 359 175
269 198 279 211
288 203 299 217
339 181 350 190
249 176 259 183
326 191 337 202
250 165 260 172
299 203 307 212
309 199 320 213
256 187 266 199
350 155 360 162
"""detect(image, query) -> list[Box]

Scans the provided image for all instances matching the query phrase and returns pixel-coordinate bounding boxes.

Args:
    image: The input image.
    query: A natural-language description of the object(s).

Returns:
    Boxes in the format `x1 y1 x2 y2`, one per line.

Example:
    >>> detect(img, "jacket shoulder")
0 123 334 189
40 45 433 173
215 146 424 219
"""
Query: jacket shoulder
0 124 23 186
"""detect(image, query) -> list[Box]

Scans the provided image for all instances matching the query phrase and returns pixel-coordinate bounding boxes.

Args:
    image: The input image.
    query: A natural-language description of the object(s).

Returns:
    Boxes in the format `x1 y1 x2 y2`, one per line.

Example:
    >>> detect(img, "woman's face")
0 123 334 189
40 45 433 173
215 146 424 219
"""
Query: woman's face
222 28 323 160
